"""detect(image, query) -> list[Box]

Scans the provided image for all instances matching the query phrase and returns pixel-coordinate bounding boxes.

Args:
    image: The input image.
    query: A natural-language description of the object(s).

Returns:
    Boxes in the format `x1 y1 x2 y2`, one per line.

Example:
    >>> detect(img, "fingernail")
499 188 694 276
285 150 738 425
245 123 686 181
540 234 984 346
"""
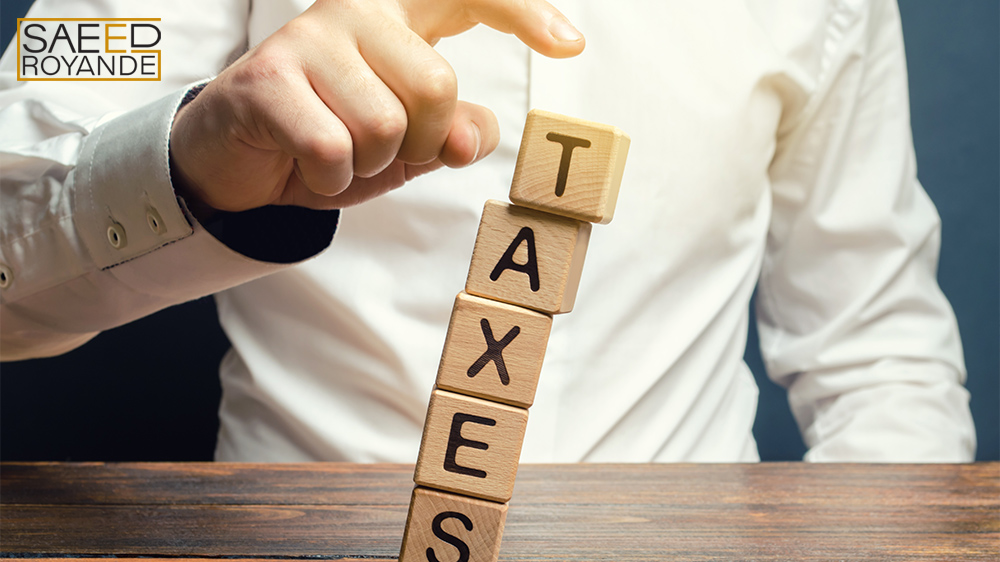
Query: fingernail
470 121 482 163
548 17 583 43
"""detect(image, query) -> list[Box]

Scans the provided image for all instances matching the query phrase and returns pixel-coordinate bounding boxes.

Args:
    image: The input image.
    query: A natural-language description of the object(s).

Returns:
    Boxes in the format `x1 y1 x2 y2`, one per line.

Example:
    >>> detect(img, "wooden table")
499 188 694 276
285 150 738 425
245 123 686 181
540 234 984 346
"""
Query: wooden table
1 462 997 560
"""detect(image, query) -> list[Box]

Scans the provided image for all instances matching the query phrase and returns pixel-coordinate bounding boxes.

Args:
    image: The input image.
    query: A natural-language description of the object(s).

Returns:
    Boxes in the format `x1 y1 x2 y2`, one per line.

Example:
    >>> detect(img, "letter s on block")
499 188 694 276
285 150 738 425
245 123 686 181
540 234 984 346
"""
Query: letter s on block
426 511 473 562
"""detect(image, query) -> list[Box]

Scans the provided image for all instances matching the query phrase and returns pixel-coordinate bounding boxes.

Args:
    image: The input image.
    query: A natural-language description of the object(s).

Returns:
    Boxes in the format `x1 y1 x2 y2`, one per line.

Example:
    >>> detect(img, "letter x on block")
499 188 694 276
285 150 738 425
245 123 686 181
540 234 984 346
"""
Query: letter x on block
414 390 528 503
436 292 552 409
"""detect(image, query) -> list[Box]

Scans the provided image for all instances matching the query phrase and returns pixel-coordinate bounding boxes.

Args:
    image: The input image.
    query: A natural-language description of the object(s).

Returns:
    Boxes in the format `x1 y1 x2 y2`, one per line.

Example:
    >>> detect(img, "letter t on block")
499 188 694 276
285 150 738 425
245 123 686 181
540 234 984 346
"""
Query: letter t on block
509 109 630 224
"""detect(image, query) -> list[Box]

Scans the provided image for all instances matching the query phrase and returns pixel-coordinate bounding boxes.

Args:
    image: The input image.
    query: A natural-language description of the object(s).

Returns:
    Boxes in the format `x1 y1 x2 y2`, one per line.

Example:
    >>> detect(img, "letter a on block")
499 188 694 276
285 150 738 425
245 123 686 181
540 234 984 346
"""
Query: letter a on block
466 200 591 314
399 487 508 562
509 109 630 224
437 293 552 408
414 390 528 502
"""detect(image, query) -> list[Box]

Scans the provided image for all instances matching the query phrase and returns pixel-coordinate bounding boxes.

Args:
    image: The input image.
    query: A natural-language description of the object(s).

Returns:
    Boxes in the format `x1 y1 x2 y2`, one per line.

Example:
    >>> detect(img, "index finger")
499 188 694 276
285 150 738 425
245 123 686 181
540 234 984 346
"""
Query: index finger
406 0 585 58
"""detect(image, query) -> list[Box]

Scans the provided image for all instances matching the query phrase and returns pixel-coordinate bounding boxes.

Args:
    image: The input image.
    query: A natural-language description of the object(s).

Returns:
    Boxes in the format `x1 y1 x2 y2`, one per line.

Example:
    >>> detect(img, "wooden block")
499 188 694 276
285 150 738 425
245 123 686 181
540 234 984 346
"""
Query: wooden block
414 389 528 503
436 292 552 409
466 200 591 314
399 487 507 562
509 109 630 225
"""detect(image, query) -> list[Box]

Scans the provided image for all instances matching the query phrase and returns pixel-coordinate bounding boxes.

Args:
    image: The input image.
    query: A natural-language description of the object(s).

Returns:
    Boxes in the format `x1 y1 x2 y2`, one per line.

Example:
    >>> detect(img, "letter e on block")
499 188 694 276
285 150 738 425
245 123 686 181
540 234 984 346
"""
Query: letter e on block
466 200 590 314
437 292 552 408
414 390 528 502
509 109 630 224
399 487 507 562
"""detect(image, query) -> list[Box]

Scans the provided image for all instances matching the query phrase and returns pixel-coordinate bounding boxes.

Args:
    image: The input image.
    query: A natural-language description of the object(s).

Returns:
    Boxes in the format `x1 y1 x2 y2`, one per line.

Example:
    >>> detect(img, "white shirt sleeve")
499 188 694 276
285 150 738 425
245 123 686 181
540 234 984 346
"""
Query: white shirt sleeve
0 0 335 361
758 0 976 461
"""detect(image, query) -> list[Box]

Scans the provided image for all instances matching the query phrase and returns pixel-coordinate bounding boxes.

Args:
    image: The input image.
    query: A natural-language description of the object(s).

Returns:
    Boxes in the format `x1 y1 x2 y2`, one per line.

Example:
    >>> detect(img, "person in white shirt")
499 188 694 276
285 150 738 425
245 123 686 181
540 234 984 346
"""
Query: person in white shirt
0 0 976 463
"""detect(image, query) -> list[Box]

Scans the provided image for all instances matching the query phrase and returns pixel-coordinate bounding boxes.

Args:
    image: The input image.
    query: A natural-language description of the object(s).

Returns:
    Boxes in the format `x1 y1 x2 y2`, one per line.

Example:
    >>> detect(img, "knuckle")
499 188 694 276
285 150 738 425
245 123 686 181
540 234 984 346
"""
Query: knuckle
411 61 458 109
305 131 352 168
241 44 297 85
277 15 322 42
367 106 407 145
316 0 361 12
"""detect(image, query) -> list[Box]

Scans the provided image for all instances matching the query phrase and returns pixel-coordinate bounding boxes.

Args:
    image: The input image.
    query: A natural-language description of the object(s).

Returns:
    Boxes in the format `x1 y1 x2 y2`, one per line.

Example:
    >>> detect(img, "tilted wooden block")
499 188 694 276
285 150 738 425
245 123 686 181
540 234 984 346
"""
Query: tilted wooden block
399 487 508 562
436 292 552 409
414 389 528 503
466 200 591 314
509 109 630 225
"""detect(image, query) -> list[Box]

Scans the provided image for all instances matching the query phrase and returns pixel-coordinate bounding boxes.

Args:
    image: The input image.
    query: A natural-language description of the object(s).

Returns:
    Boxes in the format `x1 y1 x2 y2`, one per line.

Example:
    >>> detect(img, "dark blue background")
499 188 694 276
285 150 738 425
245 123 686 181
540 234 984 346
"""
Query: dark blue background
2 1 997 461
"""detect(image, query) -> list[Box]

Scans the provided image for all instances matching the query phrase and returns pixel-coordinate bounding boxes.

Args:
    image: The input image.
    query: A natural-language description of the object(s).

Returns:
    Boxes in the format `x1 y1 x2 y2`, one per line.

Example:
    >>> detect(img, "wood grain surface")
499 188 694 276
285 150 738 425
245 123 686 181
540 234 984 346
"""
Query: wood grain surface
2 462 997 561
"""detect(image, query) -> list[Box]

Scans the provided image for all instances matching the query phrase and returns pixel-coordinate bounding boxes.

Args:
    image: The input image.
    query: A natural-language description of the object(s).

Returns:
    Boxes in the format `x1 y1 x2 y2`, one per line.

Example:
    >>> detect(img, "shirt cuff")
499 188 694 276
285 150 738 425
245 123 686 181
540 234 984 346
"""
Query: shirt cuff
74 85 196 269
102 197 335 300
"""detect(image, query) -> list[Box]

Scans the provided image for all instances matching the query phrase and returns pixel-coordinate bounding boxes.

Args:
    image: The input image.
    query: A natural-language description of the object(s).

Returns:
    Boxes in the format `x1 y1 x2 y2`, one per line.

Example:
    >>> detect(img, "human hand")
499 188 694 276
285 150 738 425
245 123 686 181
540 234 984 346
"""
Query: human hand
169 0 585 215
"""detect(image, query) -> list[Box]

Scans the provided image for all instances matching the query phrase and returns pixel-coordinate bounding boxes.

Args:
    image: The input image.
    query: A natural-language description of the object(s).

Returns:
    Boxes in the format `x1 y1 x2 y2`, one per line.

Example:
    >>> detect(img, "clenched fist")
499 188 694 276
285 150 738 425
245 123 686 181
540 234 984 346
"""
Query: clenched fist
169 0 585 215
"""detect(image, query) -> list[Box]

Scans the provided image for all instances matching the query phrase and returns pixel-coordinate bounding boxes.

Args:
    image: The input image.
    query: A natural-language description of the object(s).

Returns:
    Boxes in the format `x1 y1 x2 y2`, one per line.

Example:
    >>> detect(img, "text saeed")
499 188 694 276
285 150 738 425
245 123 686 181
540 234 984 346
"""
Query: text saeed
17 19 162 81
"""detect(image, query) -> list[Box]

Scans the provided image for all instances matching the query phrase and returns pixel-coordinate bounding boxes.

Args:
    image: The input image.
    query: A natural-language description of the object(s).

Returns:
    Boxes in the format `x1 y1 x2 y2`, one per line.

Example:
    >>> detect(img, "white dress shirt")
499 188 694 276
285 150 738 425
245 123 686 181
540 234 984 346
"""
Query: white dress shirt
0 0 976 463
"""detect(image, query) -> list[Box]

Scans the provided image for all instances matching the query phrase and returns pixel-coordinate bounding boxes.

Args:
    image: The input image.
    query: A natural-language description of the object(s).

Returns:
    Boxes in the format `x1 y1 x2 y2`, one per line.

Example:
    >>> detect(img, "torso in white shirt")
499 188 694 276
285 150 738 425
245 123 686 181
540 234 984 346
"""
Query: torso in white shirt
212 1 811 463
1 0 970 463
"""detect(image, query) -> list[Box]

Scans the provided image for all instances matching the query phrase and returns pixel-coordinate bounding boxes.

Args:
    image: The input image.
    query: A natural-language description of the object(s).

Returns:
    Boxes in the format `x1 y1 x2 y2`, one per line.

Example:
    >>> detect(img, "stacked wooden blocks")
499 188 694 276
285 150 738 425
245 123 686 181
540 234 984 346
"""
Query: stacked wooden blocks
399 109 630 562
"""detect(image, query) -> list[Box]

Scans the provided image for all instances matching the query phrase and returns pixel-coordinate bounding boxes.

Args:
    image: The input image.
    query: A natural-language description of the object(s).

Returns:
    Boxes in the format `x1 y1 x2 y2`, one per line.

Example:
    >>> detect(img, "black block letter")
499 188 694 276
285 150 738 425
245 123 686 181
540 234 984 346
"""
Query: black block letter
489 227 540 292
444 413 496 478
545 132 591 197
467 319 519 385
426 511 473 562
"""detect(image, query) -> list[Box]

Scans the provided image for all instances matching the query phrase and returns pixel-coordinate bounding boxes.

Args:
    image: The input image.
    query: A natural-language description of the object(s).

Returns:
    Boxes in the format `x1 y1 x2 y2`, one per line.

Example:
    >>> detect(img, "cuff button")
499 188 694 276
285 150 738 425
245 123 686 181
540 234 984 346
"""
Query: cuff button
0 263 12 289
107 223 128 249
146 207 166 235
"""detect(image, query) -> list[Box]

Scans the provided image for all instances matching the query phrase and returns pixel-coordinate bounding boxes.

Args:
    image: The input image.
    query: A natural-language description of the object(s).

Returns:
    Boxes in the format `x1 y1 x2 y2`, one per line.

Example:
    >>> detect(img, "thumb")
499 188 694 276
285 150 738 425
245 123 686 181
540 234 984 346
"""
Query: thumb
405 0 585 59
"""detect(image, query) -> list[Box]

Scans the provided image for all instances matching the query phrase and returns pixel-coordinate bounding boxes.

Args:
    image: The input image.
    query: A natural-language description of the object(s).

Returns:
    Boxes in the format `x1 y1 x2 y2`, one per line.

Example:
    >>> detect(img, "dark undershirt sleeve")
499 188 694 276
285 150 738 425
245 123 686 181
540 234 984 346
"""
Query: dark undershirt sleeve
201 205 339 264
